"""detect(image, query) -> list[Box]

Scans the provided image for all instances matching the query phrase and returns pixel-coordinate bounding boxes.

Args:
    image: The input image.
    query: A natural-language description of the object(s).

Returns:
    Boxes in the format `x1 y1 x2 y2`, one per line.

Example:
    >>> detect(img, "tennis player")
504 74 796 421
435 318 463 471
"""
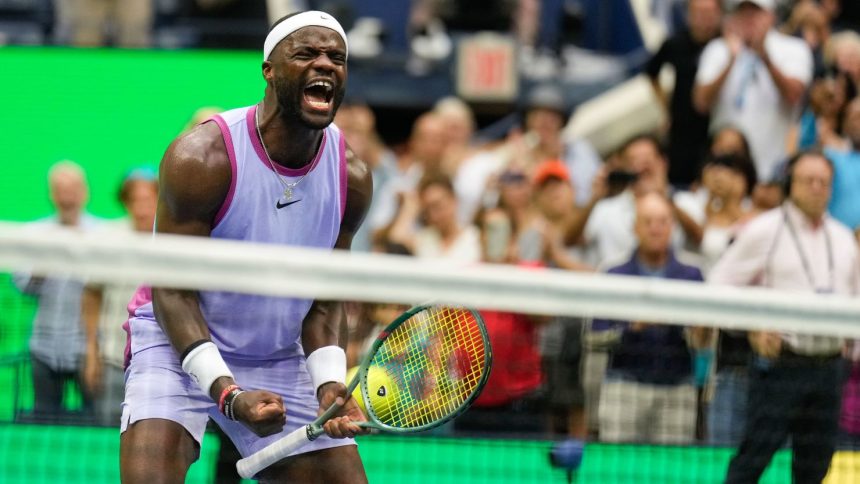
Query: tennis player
120 11 372 483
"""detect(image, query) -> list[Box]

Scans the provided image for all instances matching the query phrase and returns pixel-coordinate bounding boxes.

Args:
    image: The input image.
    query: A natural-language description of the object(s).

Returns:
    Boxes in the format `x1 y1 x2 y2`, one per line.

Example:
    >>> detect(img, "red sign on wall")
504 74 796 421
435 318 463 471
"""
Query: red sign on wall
456 33 517 102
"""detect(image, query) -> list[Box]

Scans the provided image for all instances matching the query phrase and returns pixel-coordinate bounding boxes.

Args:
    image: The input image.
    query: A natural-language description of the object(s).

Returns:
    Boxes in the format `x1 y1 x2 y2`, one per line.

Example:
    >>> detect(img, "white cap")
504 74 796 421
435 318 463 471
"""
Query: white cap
732 0 775 11
263 10 348 61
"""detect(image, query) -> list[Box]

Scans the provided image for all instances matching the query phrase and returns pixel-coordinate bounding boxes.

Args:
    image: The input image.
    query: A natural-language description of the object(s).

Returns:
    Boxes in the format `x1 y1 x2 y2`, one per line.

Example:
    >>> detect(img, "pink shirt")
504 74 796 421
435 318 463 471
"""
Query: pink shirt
708 202 860 355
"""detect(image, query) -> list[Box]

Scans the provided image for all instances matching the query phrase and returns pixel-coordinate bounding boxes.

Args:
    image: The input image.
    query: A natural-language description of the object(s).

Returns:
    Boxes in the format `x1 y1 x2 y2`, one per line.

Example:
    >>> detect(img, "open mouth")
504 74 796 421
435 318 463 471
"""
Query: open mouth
303 80 334 112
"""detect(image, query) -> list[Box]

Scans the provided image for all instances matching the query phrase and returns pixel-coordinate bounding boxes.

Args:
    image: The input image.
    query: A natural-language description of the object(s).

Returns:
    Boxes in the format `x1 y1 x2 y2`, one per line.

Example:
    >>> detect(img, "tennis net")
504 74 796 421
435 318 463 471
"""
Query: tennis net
0 222 858 483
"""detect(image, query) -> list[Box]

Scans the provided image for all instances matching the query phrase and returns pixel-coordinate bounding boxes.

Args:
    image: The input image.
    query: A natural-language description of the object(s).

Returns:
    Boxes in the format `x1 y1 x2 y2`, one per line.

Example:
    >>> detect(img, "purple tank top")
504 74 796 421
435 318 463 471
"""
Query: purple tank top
125 105 347 362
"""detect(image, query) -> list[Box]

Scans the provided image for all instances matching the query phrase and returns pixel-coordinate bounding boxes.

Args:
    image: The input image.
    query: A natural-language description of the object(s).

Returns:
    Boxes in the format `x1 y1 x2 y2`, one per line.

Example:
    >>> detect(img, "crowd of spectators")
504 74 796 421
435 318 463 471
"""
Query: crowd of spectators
9 0 860 482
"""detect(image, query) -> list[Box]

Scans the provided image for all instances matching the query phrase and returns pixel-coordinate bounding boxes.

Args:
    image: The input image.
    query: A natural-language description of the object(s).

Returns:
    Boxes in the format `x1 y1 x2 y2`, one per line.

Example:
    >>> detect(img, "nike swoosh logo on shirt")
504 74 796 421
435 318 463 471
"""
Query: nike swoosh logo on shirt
276 199 302 209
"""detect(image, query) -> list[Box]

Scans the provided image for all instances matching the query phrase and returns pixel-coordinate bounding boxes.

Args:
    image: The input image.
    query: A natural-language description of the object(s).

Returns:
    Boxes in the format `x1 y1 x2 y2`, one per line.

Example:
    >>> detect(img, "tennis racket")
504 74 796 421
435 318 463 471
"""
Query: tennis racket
236 305 492 478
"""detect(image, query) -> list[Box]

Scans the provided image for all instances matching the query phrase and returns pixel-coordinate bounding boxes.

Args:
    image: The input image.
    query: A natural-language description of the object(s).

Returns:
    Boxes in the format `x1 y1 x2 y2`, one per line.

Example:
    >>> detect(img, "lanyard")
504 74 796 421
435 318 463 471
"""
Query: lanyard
782 206 834 292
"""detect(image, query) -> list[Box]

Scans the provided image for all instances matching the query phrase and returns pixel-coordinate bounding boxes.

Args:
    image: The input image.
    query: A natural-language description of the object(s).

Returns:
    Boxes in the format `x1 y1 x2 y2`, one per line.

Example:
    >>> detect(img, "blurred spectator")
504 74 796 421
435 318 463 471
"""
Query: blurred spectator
368 112 447 237
520 84 602 207
788 76 847 153
782 0 831 75
592 193 708 444
673 126 752 228
564 134 678 267
81 168 157 427
494 168 545 264
710 151 859 483
432 96 479 176
454 208 546 435
824 96 860 231
385 173 481 262
13 161 99 424
694 0 813 183
824 30 860 101
646 0 722 187
334 101 398 252
55 0 153 47
455 84 601 225
529 160 590 438
531 160 591 271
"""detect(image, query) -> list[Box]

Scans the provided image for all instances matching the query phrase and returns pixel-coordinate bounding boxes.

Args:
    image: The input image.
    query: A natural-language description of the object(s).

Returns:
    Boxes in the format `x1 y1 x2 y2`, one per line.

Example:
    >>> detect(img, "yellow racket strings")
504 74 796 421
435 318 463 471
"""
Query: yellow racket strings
368 307 487 428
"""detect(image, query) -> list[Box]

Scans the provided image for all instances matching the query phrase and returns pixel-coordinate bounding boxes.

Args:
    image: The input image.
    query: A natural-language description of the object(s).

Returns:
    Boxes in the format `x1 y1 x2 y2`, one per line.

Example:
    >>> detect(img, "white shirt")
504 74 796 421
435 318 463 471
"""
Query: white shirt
708 202 860 354
584 190 687 267
696 31 813 181
415 225 481 263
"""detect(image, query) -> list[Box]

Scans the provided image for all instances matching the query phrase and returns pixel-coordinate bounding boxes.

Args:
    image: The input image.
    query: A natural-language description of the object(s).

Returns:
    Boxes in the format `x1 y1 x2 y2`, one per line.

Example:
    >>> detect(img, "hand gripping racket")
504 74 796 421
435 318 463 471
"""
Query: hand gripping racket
236 305 492 478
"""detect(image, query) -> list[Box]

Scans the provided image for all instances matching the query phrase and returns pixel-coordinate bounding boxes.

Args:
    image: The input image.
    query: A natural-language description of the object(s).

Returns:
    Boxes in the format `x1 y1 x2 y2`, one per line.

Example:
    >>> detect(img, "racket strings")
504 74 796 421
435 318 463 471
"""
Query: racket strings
368 307 488 428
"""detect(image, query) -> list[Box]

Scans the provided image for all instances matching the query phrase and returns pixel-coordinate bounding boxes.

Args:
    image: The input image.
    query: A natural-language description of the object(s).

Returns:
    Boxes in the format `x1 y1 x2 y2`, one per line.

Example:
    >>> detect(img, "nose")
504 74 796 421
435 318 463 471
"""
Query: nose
311 53 337 73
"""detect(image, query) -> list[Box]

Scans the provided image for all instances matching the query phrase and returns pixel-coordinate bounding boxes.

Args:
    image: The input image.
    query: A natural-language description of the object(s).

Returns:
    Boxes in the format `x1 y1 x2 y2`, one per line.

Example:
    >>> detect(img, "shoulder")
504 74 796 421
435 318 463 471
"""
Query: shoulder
826 217 858 249
700 38 728 60
159 121 232 218
736 208 782 239
605 257 634 275
767 31 810 54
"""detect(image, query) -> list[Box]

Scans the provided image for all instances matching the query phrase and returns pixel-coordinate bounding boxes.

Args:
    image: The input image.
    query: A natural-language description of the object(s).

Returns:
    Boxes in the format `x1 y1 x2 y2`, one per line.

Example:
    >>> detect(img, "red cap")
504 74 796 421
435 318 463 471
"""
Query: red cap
533 160 570 186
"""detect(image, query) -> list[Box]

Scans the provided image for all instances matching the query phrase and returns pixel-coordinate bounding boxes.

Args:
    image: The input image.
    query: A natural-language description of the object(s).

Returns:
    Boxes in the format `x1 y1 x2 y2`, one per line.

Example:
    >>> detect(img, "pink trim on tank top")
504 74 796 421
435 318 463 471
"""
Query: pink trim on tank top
339 132 347 220
210 115 238 228
123 285 153 369
246 105 326 177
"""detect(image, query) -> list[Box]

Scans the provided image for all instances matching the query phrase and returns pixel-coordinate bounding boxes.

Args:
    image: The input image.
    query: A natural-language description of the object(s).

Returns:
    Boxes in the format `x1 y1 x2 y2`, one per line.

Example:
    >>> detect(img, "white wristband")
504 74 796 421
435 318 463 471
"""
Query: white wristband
306 345 346 395
181 342 234 397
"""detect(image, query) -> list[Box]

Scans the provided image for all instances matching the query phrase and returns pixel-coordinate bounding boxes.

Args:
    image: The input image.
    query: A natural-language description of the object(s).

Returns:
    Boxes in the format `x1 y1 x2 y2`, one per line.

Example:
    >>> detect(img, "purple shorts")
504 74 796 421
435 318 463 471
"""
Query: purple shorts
120 344 355 458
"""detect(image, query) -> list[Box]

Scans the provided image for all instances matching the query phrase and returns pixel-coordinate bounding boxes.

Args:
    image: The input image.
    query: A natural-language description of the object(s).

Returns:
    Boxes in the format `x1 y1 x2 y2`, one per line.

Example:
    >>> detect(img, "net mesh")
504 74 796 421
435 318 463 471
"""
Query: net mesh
366 307 489 429
0 224 859 483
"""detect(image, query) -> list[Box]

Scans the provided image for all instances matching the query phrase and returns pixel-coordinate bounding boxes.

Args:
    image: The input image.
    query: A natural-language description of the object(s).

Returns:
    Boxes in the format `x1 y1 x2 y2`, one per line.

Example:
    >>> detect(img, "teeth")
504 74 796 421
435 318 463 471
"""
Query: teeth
308 80 333 92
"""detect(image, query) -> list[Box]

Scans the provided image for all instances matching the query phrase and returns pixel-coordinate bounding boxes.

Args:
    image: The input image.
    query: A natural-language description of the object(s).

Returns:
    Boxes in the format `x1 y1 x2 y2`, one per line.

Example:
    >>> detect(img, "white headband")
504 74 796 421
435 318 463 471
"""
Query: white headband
263 11 348 61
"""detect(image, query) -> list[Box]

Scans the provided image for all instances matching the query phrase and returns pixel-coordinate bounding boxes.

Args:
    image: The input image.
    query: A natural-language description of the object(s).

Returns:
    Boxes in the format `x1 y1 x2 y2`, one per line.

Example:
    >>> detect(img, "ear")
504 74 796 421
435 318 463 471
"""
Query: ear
262 61 274 82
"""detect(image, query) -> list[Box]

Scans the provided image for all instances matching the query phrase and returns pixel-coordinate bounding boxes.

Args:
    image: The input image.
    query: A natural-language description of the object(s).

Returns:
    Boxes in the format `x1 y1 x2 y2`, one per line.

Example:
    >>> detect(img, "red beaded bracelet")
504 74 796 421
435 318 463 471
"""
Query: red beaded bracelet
218 384 241 416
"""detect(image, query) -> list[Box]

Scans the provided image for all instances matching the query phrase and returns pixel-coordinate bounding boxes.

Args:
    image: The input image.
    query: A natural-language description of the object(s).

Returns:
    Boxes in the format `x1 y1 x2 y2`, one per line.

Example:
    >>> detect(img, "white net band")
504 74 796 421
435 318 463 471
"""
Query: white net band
1 222 858 338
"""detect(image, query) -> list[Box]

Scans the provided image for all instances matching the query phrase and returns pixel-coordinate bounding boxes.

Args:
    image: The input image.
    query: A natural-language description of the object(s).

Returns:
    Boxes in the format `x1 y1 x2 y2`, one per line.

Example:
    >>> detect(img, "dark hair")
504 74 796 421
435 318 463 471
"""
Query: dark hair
618 133 666 158
270 11 304 31
708 125 752 160
702 153 758 196
118 168 158 205
780 149 835 196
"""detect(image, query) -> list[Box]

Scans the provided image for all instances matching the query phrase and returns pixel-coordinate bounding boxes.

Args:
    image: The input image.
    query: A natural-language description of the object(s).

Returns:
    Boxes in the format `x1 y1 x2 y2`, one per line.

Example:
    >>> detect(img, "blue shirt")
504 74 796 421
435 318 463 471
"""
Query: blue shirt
825 147 860 230
592 250 704 384
14 215 100 371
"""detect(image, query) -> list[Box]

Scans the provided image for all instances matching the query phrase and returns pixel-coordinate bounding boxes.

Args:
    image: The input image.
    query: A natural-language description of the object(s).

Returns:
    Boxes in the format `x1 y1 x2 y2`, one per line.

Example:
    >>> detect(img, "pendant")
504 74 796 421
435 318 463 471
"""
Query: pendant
283 187 293 200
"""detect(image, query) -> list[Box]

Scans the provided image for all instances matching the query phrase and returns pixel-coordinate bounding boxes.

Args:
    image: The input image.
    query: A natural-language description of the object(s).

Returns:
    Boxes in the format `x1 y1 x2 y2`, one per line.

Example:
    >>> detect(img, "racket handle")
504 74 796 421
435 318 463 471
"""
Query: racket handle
236 424 315 479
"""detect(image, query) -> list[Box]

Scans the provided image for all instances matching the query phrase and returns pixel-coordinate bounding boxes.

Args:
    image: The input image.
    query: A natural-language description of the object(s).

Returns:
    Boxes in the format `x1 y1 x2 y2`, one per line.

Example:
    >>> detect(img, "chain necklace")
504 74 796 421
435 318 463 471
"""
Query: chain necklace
255 105 308 201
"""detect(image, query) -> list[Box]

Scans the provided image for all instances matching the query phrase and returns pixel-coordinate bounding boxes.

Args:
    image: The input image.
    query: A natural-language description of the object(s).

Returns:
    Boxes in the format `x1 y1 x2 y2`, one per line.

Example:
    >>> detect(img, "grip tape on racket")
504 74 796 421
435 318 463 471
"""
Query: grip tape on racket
236 424 314 478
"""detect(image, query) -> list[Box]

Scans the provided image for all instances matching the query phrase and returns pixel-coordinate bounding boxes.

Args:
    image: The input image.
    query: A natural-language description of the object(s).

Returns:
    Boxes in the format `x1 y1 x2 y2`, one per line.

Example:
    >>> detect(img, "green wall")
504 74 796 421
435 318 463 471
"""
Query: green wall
0 424 799 483
0 47 265 222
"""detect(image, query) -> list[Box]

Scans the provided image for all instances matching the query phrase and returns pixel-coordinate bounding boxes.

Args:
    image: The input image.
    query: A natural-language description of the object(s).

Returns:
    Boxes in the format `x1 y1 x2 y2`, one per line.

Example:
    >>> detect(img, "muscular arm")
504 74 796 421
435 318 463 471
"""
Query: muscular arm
150 121 233 401
302 145 372 367
302 144 372 438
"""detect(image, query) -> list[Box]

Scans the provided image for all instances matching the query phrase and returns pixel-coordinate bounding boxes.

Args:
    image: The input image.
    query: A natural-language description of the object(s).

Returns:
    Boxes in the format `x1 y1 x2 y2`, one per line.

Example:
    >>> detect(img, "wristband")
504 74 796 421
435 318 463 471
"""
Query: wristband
181 341 234 396
306 345 346 396
218 384 240 416
221 386 245 421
